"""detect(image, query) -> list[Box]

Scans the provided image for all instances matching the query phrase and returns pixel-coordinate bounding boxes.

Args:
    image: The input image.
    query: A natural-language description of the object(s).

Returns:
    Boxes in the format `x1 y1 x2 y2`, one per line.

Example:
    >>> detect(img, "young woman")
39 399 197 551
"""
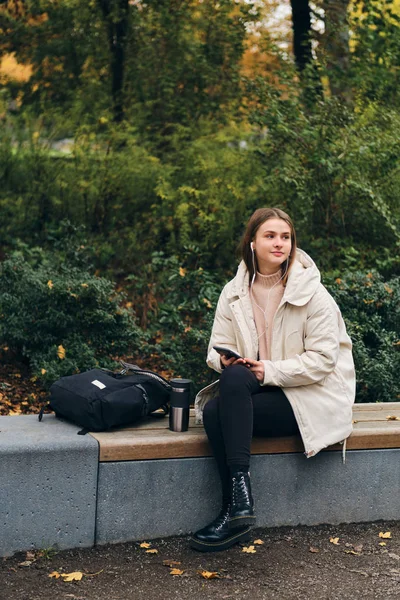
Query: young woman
190 207 356 552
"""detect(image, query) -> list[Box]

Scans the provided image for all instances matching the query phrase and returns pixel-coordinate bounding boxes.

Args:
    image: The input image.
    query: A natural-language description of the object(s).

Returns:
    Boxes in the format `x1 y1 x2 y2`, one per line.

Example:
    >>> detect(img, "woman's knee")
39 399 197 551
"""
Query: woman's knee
219 363 255 394
203 396 219 427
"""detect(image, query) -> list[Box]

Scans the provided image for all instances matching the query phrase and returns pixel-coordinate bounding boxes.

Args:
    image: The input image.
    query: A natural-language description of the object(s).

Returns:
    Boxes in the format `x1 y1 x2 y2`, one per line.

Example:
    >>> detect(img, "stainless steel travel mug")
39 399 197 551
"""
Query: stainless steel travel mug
169 378 192 432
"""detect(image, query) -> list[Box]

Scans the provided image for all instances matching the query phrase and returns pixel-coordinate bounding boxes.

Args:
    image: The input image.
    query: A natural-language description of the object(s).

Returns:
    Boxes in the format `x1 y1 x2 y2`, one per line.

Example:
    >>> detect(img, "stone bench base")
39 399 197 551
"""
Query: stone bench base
0 416 98 557
95 449 400 545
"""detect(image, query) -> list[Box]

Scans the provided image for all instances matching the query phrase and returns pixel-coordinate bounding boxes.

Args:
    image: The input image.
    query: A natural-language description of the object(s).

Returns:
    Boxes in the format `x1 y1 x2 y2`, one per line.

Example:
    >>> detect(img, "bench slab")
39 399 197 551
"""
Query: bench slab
90 403 400 462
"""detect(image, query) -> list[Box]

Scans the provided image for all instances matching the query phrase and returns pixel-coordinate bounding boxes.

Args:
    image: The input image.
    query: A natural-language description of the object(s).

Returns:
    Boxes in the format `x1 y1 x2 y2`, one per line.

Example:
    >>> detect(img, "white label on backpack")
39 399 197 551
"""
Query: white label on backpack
91 380 106 390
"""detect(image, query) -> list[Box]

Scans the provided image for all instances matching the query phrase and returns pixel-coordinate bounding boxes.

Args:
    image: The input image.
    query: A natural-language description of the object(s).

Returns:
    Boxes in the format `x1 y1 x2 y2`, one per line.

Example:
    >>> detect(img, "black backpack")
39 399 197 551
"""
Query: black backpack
38 362 171 434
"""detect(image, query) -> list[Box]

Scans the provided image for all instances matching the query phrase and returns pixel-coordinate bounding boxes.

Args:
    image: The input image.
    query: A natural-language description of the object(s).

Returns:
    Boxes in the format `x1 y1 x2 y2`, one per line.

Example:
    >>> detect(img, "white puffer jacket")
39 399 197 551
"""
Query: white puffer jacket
195 249 356 458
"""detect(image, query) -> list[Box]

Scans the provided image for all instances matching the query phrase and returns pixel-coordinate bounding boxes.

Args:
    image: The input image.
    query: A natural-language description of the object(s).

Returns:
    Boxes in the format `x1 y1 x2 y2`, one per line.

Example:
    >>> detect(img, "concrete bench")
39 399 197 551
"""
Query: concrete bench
1 402 400 556
90 402 400 545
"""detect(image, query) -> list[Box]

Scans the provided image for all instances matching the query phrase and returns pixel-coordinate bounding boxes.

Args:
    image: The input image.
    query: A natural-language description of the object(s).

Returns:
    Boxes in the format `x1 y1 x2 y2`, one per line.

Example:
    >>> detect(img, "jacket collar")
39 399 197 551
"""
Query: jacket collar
228 249 321 307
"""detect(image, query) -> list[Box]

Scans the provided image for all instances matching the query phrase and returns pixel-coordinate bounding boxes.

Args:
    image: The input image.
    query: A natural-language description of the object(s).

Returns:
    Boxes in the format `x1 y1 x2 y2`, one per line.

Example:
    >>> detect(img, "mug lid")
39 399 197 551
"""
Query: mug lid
170 378 192 387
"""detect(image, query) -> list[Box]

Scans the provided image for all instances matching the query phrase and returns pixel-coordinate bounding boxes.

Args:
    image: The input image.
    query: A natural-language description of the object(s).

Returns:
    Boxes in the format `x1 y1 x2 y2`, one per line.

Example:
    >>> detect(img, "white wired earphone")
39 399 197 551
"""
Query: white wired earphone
250 242 327 379
250 241 289 341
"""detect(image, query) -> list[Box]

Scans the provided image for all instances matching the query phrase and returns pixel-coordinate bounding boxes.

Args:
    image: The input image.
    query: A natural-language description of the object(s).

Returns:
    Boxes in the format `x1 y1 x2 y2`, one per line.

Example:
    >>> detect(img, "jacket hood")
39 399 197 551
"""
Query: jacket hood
229 248 321 307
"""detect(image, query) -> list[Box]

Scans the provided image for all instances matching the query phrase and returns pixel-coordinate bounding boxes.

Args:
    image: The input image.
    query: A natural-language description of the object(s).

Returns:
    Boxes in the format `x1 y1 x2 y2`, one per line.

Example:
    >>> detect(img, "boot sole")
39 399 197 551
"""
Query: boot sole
229 515 256 529
190 526 252 552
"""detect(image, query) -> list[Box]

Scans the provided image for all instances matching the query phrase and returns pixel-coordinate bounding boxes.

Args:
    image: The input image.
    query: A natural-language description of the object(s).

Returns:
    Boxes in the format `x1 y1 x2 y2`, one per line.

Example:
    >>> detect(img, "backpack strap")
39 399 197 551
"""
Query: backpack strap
38 404 51 422
119 361 172 392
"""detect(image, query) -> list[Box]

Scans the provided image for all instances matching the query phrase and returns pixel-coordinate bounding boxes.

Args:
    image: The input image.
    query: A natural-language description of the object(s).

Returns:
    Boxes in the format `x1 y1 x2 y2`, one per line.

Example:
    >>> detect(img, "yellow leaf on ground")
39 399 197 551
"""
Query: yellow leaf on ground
309 547 319 553
242 546 256 553
344 550 360 555
253 539 264 545
198 570 220 579
379 532 392 539
48 571 61 579
81 283 89 288
61 571 83 582
179 267 186 277
170 568 185 576
145 549 158 554
47 280 53 289
41 369 47 375
163 560 181 567
386 415 400 421
379 542 387 546
57 345 66 360
330 537 340 545
139 542 151 548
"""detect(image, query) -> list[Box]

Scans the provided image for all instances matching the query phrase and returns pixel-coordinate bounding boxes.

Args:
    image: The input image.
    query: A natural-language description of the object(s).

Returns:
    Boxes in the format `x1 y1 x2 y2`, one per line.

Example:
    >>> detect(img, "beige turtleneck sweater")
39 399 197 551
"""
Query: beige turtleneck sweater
250 270 284 360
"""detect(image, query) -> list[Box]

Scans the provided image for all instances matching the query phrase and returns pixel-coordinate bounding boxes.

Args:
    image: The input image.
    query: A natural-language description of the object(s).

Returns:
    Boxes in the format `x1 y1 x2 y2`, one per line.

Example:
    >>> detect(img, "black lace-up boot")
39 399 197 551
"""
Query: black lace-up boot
190 501 252 552
229 471 256 529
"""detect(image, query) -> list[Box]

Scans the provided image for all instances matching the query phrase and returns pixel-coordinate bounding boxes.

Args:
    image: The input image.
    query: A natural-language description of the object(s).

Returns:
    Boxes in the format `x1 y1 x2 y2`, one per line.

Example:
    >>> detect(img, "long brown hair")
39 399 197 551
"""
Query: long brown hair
240 208 297 286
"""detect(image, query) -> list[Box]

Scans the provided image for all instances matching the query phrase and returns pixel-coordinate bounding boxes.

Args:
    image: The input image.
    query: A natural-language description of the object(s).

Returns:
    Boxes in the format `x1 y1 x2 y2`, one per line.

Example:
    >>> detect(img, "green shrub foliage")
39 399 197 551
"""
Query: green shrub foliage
326 270 400 403
0 247 143 385
126 247 221 390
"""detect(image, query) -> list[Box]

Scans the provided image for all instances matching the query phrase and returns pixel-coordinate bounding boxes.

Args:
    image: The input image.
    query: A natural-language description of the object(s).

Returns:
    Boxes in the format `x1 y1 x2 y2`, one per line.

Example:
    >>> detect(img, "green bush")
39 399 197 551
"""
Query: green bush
326 270 400 403
0 247 144 386
126 247 221 391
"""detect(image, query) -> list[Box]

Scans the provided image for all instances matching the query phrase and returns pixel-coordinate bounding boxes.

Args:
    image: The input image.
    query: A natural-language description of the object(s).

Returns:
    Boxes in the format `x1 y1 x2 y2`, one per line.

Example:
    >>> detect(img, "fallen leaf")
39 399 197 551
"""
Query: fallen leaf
179 267 186 277
253 539 264 545
198 570 220 579
170 568 185 576
242 546 256 553
145 549 158 554
57 345 66 360
26 552 36 560
41 369 47 375
48 571 61 579
81 283 88 288
139 542 151 548
18 561 33 567
379 532 392 539
163 560 181 567
330 537 340 545
379 542 387 547
309 547 319 553
61 572 83 582
344 550 360 555
386 415 400 421
47 280 54 289
203 298 212 309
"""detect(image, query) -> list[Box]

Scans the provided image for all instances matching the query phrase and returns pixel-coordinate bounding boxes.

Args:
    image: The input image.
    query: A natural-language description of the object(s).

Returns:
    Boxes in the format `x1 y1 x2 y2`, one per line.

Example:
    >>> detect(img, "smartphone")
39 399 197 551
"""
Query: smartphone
213 346 243 360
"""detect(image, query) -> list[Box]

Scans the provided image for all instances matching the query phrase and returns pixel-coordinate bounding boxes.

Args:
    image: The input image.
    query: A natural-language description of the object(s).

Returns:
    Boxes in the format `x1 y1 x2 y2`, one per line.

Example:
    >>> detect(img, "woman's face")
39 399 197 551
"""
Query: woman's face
252 218 292 273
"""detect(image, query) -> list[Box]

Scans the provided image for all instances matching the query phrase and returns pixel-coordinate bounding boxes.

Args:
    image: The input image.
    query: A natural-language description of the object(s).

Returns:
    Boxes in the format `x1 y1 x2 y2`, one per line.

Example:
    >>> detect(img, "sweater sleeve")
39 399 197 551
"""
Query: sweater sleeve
261 293 340 387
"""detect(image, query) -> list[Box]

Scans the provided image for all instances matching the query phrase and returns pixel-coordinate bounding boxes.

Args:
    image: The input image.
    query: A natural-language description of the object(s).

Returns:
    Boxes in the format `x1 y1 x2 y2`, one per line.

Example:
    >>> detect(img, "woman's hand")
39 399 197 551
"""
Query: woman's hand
220 355 243 369
242 358 265 382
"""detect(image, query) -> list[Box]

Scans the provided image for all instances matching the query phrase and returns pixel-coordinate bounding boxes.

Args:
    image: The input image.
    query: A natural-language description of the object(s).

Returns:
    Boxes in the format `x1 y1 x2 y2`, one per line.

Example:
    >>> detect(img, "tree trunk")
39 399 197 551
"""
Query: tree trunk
322 0 352 105
98 0 129 123
290 0 314 72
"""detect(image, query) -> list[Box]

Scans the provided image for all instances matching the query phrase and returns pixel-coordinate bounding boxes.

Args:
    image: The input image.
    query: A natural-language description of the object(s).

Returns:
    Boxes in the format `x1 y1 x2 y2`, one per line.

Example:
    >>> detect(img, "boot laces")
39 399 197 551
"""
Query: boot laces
215 505 231 530
232 474 250 504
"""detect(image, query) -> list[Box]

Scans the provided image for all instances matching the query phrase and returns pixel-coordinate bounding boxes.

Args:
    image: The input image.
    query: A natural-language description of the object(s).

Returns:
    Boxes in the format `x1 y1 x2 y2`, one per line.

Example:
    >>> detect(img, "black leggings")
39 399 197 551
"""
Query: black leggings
203 364 299 499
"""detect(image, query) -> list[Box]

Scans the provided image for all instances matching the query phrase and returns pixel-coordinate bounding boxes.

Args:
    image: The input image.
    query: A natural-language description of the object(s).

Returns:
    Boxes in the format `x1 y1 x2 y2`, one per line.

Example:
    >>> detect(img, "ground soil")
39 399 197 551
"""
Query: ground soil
2 521 400 600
